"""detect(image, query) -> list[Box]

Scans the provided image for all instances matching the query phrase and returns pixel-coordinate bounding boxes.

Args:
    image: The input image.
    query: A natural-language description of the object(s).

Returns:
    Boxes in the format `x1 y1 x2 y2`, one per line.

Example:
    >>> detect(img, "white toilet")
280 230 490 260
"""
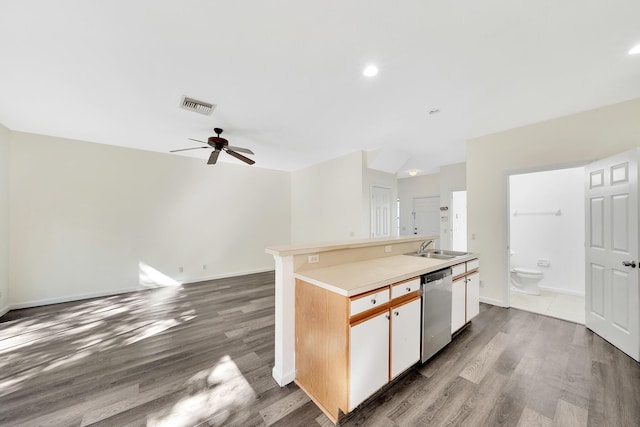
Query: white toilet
510 251 544 295
510 267 544 295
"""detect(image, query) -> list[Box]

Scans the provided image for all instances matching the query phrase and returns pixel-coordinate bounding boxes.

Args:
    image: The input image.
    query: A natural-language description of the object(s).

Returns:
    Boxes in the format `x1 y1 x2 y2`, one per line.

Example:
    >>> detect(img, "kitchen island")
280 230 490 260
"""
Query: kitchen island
265 236 479 391
293 252 479 422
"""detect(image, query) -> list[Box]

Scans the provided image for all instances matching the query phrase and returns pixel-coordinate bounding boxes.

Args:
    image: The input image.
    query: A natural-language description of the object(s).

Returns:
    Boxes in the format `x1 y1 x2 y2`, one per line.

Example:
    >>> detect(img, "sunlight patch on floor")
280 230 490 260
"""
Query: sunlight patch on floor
139 261 181 288
0 281 196 397
147 355 257 427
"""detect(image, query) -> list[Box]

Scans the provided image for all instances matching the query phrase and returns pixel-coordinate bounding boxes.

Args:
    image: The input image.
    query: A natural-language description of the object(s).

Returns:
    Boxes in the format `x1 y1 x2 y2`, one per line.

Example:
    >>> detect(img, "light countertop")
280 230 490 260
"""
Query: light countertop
295 253 478 296
265 235 437 257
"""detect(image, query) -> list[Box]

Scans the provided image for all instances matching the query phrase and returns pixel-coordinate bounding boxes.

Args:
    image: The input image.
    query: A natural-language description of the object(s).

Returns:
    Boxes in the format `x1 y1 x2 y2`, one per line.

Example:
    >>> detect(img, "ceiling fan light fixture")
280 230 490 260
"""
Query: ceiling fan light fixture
363 64 379 77
629 43 640 55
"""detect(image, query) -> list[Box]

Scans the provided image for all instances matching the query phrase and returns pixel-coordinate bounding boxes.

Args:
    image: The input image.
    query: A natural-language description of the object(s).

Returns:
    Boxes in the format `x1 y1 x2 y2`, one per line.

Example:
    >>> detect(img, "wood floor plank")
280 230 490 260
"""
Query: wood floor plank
459 331 509 384
517 407 553 427
259 388 310 426
553 399 588 427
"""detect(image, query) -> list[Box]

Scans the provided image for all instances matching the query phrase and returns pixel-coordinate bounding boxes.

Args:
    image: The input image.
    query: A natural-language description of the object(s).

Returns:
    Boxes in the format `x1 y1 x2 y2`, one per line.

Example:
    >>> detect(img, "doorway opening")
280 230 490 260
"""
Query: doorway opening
507 166 585 324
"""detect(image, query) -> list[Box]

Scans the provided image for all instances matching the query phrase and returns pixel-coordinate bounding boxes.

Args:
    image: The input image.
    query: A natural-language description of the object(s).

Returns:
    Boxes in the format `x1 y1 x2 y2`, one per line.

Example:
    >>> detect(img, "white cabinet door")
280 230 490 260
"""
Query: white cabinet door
451 277 466 333
349 311 389 410
466 272 480 321
390 299 421 379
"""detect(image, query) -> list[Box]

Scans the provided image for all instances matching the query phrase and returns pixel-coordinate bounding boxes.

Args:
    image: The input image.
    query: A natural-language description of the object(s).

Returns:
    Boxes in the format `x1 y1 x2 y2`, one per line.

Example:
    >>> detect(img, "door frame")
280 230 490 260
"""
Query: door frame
503 161 590 308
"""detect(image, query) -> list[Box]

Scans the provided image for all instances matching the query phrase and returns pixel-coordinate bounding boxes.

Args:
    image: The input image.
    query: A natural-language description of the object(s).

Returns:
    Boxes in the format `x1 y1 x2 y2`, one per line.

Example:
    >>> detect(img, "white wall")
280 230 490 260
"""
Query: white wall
291 151 364 243
510 167 585 296
9 131 291 307
397 173 440 236
467 97 640 305
439 162 466 250
0 123 9 315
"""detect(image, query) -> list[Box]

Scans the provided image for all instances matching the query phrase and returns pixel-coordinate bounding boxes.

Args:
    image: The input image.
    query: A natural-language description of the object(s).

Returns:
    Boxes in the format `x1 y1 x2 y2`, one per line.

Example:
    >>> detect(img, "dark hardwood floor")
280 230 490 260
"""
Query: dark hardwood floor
1 272 639 426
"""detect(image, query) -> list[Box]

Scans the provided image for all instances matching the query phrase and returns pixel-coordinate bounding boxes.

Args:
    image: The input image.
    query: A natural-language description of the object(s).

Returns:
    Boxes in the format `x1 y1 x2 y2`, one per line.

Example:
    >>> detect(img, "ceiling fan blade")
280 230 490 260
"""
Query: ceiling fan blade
170 146 209 153
208 149 220 165
226 145 254 155
226 149 255 165
188 138 208 144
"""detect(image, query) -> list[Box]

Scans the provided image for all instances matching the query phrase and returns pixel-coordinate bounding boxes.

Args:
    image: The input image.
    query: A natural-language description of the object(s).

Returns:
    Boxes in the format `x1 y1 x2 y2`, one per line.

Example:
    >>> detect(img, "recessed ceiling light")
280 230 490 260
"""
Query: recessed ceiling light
408 170 418 177
363 65 378 77
629 43 640 55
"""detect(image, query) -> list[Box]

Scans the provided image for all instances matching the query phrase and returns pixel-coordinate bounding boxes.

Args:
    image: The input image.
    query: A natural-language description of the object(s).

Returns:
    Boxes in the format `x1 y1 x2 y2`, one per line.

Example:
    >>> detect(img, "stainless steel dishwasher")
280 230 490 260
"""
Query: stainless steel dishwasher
421 267 452 362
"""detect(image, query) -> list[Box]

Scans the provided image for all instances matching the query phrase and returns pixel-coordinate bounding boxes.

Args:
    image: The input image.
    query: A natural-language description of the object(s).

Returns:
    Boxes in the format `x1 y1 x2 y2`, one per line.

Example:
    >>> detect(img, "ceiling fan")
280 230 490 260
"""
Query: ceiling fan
170 128 255 165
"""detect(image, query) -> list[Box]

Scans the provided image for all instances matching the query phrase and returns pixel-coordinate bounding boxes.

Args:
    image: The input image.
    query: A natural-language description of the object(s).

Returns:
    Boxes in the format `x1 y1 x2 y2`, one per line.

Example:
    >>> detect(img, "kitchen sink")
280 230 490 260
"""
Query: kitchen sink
405 249 470 260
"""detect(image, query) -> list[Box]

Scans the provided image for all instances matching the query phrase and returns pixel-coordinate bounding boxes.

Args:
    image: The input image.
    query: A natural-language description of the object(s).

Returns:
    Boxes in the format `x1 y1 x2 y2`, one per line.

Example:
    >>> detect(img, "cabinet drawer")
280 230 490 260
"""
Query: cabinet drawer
467 258 480 272
391 278 420 299
350 288 390 317
452 263 466 278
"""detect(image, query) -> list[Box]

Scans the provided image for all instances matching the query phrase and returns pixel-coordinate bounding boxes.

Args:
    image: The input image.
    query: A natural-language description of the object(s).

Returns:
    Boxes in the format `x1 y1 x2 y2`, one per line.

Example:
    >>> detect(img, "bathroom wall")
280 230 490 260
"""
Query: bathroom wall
509 167 585 296
467 97 640 305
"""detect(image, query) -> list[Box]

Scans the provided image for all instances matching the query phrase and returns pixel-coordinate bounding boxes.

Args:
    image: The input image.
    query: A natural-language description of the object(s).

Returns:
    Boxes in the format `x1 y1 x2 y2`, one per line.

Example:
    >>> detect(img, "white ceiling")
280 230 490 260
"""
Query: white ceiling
1 1 640 176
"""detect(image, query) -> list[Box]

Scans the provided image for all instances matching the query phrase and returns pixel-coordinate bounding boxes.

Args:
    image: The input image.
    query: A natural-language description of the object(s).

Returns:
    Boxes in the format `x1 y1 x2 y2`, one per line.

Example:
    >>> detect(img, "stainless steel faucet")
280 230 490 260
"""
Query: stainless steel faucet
419 240 434 253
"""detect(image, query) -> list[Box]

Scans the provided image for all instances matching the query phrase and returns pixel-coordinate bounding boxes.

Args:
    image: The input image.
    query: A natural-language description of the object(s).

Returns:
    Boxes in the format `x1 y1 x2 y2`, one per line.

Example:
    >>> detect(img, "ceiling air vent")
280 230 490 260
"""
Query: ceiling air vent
180 96 215 115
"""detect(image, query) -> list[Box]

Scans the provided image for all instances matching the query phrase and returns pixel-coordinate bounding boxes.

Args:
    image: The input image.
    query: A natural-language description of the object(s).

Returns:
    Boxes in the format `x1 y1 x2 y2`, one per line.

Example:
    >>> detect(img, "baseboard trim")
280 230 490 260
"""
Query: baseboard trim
272 365 296 387
10 286 140 310
9 268 276 311
181 267 275 285
479 296 508 307
0 304 10 317
538 285 584 297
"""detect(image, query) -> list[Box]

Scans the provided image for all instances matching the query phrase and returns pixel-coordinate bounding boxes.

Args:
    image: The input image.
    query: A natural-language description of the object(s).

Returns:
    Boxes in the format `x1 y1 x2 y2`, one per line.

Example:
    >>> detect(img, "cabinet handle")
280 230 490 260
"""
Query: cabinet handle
385 314 390 320
406 287 411 292
394 311 399 316
371 299 377 305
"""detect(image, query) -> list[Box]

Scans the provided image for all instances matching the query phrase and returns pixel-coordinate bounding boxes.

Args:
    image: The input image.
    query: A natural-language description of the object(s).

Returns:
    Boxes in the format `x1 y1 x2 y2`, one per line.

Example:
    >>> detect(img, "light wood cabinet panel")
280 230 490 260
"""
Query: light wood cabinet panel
295 276 422 422
348 311 390 410
390 298 421 379
295 279 348 421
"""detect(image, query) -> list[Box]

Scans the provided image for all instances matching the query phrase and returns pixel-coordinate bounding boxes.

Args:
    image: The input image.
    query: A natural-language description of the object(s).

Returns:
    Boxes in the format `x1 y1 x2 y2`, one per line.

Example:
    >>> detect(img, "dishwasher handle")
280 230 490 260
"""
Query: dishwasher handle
422 267 452 284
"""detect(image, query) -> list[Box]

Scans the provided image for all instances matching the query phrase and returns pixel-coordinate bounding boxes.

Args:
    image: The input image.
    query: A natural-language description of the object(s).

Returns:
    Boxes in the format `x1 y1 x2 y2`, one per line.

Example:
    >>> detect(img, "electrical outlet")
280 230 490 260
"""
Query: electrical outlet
384 245 392 253
308 254 319 264
202 264 207 270
480 280 484 288
179 266 184 273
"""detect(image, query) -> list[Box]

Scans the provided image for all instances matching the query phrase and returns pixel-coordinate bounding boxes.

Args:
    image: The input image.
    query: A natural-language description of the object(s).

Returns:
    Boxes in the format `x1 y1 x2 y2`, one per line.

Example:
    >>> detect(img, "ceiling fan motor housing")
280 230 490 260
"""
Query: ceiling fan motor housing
208 136 228 149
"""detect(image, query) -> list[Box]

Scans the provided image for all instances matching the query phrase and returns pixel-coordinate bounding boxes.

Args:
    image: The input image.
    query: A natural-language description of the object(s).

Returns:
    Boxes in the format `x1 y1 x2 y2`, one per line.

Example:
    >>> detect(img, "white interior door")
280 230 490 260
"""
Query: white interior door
451 190 468 251
371 186 392 238
585 148 639 361
413 196 439 242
